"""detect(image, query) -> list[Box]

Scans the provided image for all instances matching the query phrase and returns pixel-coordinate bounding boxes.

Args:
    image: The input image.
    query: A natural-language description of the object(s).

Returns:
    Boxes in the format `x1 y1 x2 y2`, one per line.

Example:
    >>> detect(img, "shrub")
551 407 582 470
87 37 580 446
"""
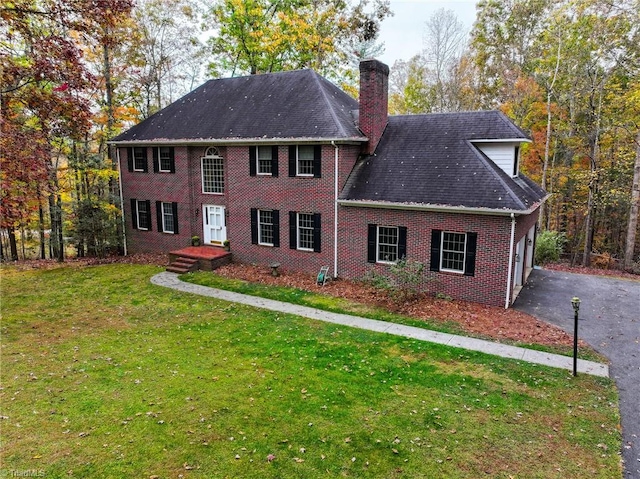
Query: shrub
364 258 429 303
535 230 567 265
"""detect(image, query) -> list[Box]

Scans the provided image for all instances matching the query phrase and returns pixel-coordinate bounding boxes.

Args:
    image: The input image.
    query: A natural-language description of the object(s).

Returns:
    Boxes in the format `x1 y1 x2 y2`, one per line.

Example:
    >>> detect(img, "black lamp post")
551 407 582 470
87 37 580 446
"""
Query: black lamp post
571 296 581 376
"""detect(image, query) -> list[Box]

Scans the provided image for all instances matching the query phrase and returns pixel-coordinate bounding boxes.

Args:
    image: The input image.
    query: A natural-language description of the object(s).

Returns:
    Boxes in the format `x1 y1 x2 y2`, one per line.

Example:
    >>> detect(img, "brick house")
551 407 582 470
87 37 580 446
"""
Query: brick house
110 59 546 307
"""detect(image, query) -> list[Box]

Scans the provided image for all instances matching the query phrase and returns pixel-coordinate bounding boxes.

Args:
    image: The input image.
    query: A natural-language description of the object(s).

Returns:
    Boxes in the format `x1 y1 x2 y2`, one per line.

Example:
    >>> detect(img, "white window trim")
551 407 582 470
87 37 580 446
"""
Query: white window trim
296 146 314 177
135 200 149 231
257 209 274 246
133 147 146 172
201 154 224 195
377 225 399 264
297 212 314 251
161 202 175 234
158 147 172 173
440 231 467 274
256 146 273 176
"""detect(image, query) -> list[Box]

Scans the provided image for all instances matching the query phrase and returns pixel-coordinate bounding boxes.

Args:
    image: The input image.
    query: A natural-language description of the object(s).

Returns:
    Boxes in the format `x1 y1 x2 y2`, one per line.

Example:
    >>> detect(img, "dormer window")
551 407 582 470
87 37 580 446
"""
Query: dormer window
473 140 526 178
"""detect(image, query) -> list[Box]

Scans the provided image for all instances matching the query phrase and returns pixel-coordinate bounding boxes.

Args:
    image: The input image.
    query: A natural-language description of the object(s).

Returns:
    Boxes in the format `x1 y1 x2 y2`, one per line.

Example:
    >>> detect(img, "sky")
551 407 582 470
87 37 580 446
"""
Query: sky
376 0 479 67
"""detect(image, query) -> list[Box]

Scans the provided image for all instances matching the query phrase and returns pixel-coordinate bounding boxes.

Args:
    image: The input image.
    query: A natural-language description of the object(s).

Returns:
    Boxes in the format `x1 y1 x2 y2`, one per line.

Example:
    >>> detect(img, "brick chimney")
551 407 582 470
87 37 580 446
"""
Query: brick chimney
359 59 389 155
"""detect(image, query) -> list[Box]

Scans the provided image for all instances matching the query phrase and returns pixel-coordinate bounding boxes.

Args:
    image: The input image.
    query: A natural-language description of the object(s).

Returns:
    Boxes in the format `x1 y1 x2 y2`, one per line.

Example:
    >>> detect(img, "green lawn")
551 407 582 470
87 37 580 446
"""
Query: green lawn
0 264 622 478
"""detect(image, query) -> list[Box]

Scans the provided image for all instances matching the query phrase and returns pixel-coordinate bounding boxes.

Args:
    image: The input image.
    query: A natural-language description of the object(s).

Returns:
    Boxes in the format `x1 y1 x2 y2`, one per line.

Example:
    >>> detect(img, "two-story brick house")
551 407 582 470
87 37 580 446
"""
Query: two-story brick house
110 59 546 307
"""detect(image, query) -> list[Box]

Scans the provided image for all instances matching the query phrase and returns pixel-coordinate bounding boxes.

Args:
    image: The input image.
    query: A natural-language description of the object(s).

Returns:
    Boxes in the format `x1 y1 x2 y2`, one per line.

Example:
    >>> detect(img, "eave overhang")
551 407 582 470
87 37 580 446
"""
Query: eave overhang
108 136 368 146
337 197 549 217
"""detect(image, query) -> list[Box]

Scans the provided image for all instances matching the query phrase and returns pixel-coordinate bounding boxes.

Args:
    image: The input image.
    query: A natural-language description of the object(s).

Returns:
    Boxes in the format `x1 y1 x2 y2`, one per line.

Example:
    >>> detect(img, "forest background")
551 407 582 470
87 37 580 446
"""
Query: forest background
1 0 639 271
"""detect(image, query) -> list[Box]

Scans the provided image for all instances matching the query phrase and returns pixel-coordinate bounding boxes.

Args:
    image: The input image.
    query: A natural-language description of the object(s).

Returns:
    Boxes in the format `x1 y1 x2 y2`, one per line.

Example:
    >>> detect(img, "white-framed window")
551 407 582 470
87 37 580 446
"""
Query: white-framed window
133 147 147 171
297 212 314 250
161 202 175 233
257 146 273 175
377 226 399 263
440 232 467 273
158 147 173 172
296 145 315 176
134 200 150 230
258 210 274 246
202 147 224 194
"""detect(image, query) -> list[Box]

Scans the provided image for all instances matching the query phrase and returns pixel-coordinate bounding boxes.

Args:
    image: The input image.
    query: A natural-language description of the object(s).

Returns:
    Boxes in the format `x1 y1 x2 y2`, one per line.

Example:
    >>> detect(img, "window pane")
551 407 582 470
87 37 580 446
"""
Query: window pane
441 232 466 272
377 226 398 262
258 210 273 245
162 202 174 233
298 213 314 250
159 147 172 171
257 146 272 175
202 157 224 193
297 146 314 176
134 147 146 171
137 201 149 229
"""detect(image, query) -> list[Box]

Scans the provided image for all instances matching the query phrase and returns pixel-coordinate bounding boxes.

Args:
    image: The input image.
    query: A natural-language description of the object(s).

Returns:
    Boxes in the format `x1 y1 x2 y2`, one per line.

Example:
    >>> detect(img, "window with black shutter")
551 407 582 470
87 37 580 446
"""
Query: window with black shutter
368 224 407 263
131 199 152 230
289 211 320 251
153 147 175 173
288 146 321 177
156 201 178 234
430 230 477 276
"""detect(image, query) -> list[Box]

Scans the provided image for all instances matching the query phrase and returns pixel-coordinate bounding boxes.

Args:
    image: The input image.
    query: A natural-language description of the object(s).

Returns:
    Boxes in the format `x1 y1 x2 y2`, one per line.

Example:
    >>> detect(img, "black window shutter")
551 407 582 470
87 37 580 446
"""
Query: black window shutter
145 200 152 230
169 148 175 173
430 229 442 271
272 209 280 247
153 148 159 173
367 224 377 263
289 211 297 249
172 202 179 234
127 148 134 172
288 146 296 177
156 201 163 232
250 208 258 244
398 226 407 260
464 232 477 277
271 146 279 177
131 198 138 228
249 146 256 176
313 213 321 253
313 145 322 178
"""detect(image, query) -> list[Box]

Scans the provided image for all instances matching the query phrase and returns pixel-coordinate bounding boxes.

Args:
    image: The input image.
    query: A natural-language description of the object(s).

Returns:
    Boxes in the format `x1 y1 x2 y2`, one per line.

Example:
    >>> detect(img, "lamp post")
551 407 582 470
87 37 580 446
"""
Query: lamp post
571 297 581 376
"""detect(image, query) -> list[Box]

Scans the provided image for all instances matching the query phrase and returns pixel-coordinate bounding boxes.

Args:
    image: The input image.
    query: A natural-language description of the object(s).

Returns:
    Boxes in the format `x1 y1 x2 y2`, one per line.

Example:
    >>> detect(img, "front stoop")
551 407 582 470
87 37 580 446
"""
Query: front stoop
166 256 199 274
167 247 233 273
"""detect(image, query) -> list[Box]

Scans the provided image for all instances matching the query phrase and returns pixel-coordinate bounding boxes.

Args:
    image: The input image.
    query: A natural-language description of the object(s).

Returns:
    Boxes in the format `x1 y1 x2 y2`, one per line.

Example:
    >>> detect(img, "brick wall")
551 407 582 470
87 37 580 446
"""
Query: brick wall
119 146 193 253
359 60 389 155
337 206 517 306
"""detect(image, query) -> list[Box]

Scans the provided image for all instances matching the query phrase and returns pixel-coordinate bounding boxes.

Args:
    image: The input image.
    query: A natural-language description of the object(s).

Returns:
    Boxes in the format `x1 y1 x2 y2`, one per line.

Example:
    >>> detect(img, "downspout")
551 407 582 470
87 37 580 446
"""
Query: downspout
331 141 339 278
505 213 516 309
116 148 128 256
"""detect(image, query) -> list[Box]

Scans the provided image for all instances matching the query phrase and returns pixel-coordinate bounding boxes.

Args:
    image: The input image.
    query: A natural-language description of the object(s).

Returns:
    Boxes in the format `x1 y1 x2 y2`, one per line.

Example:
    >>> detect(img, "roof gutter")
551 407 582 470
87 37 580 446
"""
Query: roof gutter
337 199 540 217
331 141 339 278
107 137 368 147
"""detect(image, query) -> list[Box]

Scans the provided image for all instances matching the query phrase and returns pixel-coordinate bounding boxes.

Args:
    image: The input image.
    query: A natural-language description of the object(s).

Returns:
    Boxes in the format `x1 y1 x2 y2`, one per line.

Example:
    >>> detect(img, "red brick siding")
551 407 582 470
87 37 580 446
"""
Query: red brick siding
120 146 193 253
226 144 343 274
359 60 389 155
337 207 516 306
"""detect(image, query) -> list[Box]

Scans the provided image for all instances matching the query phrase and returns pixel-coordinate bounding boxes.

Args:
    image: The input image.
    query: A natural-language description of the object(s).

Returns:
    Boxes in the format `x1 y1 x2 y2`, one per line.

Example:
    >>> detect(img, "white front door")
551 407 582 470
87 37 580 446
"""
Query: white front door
203 205 226 245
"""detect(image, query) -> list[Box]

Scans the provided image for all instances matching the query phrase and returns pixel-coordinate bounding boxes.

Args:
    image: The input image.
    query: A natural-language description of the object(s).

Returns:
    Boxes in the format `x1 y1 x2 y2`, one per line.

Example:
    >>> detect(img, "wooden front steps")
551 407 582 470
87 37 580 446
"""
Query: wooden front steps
167 246 232 273
166 256 199 274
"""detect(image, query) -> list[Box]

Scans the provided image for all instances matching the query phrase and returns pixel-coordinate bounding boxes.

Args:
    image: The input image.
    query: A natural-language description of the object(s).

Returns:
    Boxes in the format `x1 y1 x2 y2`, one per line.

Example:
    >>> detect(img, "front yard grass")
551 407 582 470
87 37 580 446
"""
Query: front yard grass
182 271 605 361
1 264 622 478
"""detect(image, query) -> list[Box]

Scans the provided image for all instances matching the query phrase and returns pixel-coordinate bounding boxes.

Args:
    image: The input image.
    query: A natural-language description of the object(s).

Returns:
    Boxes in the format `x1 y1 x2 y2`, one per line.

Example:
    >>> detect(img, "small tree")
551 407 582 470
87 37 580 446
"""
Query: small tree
535 230 567 265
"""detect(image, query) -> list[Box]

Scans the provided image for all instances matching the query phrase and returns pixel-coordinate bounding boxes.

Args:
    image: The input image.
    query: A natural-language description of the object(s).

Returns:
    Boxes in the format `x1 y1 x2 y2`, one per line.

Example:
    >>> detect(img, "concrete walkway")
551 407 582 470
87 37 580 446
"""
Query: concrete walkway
151 272 609 377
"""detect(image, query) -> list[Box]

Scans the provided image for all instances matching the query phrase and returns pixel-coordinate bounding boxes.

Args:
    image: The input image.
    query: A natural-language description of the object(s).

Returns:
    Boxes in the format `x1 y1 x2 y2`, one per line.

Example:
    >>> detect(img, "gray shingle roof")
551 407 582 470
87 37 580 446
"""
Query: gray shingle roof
111 70 364 143
340 111 546 212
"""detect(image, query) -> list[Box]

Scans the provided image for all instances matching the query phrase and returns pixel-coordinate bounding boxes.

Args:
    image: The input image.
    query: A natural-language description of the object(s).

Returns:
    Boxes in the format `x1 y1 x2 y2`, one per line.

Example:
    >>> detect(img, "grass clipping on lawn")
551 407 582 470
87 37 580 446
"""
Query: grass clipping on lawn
0 264 622 479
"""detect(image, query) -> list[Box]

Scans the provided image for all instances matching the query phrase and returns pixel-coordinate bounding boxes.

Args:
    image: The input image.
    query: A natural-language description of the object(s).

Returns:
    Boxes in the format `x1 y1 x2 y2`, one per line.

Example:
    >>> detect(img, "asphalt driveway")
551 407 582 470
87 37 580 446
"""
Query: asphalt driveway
513 269 640 478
